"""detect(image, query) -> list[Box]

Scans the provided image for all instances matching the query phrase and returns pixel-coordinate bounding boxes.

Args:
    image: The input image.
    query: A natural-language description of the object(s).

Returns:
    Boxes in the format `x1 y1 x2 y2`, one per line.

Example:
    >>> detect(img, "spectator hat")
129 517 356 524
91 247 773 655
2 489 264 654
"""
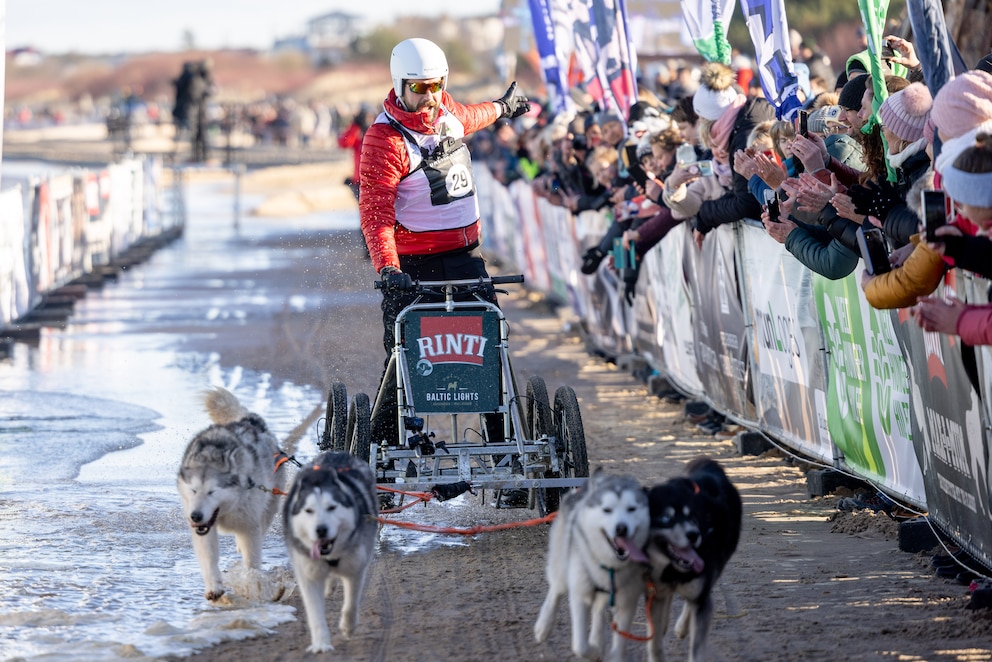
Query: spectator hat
692 63 738 121
931 71 992 140
838 75 866 111
879 83 933 143
808 105 845 134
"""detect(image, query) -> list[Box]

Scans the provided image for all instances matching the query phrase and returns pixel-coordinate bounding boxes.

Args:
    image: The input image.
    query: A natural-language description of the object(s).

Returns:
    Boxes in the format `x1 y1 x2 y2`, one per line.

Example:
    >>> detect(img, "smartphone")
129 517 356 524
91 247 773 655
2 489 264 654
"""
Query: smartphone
881 40 896 61
798 110 809 138
684 159 715 177
921 190 947 242
856 226 892 275
763 188 780 223
624 144 649 187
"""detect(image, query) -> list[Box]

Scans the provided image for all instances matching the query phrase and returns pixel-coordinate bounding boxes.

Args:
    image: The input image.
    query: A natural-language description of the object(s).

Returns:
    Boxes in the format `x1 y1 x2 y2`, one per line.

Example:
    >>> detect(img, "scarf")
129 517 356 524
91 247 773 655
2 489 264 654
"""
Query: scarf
708 94 746 187
885 137 927 170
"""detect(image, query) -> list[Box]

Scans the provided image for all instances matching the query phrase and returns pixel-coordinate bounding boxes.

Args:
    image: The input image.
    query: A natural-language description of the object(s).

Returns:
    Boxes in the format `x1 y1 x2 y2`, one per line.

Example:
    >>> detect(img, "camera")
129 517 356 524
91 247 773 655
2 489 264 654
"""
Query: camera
683 159 714 177
921 190 947 242
856 226 892 275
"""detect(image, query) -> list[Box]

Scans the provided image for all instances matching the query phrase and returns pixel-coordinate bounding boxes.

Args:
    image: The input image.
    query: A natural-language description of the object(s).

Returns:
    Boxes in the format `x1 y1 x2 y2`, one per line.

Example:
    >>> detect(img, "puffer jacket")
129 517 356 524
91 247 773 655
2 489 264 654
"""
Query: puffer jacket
862 234 947 309
784 220 860 280
359 90 500 273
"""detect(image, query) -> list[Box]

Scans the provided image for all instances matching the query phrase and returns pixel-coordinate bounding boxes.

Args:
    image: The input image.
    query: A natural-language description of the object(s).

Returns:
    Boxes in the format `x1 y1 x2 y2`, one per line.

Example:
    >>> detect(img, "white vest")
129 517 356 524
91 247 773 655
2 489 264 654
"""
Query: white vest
376 107 480 232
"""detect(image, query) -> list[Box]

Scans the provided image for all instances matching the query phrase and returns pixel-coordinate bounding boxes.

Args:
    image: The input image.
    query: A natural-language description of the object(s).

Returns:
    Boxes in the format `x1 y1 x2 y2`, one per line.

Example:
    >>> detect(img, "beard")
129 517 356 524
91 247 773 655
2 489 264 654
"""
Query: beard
418 100 440 124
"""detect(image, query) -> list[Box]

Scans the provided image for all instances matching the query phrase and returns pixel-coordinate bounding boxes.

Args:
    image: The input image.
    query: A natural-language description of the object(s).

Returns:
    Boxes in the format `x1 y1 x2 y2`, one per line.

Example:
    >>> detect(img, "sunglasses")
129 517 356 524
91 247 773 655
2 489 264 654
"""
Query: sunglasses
407 81 444 95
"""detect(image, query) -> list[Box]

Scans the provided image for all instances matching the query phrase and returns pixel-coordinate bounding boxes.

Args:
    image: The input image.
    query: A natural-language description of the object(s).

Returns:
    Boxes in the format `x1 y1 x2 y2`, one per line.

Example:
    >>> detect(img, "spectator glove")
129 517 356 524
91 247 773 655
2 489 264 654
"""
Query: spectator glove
495 82 531 119
848 180 902 220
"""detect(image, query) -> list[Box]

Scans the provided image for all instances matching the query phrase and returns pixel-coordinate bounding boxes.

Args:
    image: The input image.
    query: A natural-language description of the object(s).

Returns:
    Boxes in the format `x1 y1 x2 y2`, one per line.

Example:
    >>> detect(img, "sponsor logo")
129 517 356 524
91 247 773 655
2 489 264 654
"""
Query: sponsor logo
416 316 489 367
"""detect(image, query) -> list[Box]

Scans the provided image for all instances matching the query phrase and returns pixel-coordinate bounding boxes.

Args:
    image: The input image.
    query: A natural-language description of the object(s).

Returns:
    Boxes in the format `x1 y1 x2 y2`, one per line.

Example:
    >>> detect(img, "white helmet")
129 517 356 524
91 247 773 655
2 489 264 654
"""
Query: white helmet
390 38 448 99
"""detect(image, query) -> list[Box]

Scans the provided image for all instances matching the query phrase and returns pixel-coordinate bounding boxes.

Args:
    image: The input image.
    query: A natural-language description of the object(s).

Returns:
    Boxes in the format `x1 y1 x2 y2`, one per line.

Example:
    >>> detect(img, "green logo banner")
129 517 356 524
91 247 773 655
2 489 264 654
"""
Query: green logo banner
814 273 914 484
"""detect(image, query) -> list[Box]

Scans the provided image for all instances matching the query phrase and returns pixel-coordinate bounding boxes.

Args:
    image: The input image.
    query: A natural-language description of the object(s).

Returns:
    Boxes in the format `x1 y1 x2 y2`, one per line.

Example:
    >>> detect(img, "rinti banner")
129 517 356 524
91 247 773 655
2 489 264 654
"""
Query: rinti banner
404 310 502 414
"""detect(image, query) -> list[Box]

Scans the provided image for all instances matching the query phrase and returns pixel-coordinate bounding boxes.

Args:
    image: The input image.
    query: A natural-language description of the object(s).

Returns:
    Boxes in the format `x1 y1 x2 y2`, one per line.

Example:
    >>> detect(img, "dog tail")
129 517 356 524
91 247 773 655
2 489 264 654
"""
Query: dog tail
203 386 250 425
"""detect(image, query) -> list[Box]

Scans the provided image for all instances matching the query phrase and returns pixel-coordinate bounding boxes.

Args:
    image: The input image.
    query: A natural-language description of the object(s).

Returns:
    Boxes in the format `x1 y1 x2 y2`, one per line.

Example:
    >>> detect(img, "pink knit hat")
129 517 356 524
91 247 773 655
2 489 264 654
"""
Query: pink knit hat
879 83 933 143
931 70 992 140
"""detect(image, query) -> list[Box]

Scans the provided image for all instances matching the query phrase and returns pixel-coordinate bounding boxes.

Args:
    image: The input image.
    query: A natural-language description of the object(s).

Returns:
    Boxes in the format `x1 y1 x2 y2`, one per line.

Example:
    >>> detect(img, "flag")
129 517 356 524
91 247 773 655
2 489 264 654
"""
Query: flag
680 0 735 65
858 0 897 180
527 0 573 114
567 0 639 118
738 0 802 120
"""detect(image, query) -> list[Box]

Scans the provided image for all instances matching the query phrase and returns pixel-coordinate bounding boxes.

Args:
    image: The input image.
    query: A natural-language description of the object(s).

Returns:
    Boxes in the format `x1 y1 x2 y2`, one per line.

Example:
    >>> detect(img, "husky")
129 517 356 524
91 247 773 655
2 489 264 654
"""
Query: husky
644 457 742 662
283 451 379 654
177 387 285 601
534 468 651 661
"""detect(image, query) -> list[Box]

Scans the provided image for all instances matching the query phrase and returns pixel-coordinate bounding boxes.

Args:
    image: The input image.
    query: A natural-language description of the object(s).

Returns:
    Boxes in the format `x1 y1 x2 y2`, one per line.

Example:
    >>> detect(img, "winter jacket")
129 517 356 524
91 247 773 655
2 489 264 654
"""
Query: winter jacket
359 90 500 273
863 235 946 309
693 97 776 234
662 172 727 220
824 133 865 172
881 149 932 247
942 234 992 279
337 122 365 182
784 221 860 280
957 305 992 346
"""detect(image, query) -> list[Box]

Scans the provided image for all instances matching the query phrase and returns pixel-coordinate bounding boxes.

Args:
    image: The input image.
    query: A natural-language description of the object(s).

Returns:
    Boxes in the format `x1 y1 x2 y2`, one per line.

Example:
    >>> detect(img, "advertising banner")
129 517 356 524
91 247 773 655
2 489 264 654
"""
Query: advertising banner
814 266 925 504
738 224 832 460
685 224 753 418
894 275 991 558
641 222 703 396
404 310 503 415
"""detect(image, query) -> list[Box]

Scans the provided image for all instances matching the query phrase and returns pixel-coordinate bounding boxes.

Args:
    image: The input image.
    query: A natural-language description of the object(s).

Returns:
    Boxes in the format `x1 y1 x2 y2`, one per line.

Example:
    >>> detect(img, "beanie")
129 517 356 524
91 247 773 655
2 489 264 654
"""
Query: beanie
838 75 866 111
692 85 738 121
923 115 937 145
931 71 992 140
878 83 933 143
692 63 738 121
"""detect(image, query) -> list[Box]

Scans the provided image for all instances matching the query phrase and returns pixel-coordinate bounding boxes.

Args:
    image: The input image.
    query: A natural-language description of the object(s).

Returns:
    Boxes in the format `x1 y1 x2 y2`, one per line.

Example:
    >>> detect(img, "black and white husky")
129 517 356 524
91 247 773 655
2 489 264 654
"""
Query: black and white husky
644 457 742 662
177 387 285 601
534 468 651 661
283 451 379 654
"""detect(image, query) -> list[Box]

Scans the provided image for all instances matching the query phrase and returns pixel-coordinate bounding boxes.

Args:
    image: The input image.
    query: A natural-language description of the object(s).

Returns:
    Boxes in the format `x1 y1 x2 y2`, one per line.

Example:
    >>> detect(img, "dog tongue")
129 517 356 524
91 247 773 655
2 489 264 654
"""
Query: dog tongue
673 545 705 573
615 536 649 564
311 540 322 560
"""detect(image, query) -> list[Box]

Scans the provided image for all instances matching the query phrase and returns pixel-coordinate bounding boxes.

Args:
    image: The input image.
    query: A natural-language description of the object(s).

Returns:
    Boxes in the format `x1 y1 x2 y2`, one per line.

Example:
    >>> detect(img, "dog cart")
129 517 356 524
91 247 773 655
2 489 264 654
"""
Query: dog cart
319 275 588 515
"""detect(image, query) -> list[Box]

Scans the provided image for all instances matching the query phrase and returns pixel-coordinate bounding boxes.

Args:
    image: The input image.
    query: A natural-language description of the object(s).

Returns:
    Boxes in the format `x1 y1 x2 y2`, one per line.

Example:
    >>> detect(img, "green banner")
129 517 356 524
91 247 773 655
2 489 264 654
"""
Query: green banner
814 272 914 485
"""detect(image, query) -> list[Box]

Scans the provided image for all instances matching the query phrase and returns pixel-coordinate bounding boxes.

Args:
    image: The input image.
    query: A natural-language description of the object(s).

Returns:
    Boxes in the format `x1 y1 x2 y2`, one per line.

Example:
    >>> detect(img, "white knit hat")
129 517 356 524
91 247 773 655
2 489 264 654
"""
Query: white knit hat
693 85 739 121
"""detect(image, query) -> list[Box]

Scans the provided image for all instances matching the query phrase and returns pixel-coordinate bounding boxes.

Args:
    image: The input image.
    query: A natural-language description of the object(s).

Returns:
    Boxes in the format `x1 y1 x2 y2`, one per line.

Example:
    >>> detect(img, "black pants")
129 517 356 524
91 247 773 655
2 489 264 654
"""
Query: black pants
372 247 499 446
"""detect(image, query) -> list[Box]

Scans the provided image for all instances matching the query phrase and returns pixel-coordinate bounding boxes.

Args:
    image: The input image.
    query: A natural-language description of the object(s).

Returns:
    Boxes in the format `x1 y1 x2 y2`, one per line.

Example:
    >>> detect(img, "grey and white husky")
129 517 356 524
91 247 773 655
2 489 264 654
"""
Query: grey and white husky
177 387 285 601
534 468 650 661
283 451 379 654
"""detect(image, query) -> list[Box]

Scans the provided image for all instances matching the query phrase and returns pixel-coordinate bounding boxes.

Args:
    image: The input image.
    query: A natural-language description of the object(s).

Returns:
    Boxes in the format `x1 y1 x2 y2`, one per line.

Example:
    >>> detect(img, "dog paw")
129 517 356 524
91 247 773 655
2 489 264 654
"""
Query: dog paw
205 589 226 601
306 641 334 654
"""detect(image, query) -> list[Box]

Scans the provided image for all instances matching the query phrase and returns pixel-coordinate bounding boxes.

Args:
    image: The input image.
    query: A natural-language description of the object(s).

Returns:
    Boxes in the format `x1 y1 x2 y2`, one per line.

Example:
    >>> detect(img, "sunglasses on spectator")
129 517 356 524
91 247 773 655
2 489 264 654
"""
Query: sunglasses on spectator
408 81 444 94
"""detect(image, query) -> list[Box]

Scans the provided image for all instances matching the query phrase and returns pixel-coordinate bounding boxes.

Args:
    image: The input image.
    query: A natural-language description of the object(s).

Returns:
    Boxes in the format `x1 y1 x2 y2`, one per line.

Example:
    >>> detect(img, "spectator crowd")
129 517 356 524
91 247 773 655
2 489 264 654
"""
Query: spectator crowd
465 32 992 355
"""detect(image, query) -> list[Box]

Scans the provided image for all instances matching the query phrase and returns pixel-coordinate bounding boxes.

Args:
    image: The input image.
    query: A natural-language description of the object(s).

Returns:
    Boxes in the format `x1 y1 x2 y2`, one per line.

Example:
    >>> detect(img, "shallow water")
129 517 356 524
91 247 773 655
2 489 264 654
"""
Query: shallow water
0 171 356 660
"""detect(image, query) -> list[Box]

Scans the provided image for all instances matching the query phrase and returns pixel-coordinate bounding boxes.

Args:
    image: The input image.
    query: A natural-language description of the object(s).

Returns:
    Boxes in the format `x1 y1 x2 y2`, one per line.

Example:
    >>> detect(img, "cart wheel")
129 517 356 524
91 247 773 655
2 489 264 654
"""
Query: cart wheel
554 385 590 480
525 375 554 439
348 392 371 462
321 382 348 452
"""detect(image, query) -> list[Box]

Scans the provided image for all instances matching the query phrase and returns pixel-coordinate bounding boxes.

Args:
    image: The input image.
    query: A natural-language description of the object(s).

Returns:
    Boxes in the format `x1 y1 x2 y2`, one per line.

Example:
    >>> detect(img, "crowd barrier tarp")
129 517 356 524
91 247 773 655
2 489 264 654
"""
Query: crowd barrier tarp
686 223 755 420
640 222 704 396
0 186 29 326
738 223 833 462
477 165 519 271
813 266 926 506
895 273 992 559
510 180 552 294
533 196 573 304
570 208 613 323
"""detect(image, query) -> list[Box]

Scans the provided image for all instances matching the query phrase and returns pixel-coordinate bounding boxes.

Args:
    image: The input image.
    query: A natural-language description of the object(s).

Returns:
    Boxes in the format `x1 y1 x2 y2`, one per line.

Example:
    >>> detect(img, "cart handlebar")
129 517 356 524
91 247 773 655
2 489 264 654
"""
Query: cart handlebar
374 274 525 293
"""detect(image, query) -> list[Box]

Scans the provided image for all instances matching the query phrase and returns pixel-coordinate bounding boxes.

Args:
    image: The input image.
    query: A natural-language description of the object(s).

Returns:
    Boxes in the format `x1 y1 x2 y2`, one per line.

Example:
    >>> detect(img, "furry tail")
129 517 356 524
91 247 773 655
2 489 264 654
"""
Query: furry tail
203 387 250 425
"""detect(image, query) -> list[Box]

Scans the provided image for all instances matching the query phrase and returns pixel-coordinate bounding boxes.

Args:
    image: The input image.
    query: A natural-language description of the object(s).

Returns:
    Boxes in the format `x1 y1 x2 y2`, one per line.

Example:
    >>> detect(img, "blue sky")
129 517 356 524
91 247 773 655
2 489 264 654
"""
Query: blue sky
5 0 502 54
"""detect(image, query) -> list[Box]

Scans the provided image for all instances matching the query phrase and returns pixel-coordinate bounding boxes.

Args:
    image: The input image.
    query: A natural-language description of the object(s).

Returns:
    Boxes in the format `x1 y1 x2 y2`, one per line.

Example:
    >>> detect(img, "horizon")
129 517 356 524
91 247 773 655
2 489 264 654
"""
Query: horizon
5 0 504 56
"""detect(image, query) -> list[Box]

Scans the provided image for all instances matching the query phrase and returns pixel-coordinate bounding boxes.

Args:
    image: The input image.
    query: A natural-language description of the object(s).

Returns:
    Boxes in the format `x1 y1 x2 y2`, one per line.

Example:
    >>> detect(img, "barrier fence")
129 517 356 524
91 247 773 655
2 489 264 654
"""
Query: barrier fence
477 164 992 570
1 157 184 330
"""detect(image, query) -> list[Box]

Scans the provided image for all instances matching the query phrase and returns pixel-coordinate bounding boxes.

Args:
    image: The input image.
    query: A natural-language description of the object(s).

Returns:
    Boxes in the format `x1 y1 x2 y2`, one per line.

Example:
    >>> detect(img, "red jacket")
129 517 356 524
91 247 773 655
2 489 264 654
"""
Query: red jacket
359 90 499 273
337 122 364 181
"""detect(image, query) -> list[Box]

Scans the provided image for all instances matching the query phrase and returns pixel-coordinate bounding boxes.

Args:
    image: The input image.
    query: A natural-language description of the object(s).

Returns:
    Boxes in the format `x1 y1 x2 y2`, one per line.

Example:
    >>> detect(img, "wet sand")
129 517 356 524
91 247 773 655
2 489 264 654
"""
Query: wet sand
123 161 992 660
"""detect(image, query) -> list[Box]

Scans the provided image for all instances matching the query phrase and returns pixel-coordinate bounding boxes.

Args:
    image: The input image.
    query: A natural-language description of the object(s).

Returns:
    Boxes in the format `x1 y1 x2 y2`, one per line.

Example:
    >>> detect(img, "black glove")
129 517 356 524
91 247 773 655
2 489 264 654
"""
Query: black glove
380 267 413 292
495 81 531 119
580 247 605 275
848 180 902 220
622 266 639 306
